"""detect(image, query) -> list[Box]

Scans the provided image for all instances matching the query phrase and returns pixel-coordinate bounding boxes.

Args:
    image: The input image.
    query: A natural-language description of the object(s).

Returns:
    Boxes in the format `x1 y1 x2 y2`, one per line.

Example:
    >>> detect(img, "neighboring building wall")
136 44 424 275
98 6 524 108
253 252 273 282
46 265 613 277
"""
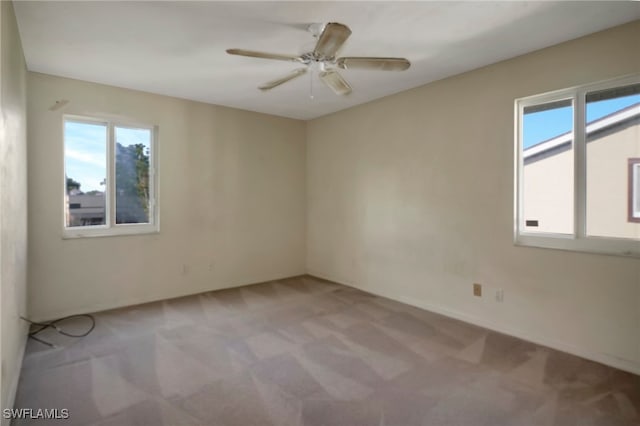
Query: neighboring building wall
523 147 573 234
587 122 640 239
66 193 106 226
0 0 28 419
523 120 639 239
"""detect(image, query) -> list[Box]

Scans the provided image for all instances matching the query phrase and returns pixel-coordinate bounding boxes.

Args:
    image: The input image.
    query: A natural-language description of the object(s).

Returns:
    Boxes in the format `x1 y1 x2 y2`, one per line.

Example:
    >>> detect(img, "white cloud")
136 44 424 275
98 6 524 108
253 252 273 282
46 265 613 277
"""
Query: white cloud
65 148 105 167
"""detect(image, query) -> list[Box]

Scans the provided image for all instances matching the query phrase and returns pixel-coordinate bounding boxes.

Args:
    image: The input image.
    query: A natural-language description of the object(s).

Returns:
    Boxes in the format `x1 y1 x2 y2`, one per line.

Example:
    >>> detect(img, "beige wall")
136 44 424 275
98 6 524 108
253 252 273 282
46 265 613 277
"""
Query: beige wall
28 73 306 321
0 0 28 417
307 21 640 373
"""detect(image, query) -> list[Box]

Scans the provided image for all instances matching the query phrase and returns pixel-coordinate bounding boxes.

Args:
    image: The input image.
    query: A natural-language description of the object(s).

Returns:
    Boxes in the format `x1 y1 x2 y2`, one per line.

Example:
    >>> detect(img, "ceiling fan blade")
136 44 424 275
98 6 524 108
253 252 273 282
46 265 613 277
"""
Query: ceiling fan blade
336 57 411 71
319 70 352 96
313 23 352 59
226 48 301 62
259 68 307 91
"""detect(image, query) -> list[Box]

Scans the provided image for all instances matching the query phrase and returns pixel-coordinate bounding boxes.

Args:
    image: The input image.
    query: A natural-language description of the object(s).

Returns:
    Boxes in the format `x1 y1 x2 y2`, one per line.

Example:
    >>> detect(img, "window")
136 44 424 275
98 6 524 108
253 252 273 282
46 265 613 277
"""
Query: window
631 159 640 223
515 75 640 257
64 116 158 237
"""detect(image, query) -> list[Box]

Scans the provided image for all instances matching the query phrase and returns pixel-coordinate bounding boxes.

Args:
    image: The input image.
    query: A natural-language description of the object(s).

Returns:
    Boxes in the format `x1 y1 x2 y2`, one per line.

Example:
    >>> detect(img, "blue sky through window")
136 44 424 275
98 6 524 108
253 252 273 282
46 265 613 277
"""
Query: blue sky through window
65 121 107 192
523 94 640 149
65 121 151 192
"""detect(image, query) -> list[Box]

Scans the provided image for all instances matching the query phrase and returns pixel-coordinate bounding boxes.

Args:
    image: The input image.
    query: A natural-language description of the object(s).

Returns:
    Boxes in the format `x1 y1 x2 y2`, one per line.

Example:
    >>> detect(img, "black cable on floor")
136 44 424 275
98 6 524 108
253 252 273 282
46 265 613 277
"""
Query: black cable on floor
20 314 96 348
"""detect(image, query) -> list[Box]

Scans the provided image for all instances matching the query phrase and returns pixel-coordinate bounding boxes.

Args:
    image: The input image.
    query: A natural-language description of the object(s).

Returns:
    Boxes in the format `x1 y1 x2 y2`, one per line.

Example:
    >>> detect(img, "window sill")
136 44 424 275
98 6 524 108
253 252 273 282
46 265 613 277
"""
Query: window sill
515 234 640 258
63 224 159 239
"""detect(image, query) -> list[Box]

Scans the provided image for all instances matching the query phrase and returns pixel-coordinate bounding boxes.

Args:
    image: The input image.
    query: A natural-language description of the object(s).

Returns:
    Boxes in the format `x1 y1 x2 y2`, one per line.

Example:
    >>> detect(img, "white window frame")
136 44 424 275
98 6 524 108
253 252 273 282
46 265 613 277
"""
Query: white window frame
63 115 159 238
514 74 640 258
631 160 640 221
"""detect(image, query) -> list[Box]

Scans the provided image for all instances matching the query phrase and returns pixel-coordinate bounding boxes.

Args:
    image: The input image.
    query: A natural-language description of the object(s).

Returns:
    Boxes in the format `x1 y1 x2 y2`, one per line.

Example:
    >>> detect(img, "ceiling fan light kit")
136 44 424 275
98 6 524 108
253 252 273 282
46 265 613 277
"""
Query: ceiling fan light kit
226 22 411 97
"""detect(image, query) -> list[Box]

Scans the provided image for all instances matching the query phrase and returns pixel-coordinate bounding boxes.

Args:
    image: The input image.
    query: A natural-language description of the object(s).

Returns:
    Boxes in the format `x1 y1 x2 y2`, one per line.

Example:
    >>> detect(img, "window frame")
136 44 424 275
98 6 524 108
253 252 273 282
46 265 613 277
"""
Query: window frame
514 74 640 258
62 114 159 238
630 158 640 223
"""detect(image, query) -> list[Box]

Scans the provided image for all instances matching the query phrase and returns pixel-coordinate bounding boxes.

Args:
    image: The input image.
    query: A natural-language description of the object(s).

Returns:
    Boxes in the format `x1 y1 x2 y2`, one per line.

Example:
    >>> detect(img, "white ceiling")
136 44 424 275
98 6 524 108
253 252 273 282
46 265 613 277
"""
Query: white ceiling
13 1 640 120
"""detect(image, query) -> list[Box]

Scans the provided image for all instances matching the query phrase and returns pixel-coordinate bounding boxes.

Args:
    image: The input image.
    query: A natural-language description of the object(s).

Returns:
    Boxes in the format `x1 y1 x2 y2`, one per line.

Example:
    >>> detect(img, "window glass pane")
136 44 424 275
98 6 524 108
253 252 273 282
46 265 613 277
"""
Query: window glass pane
522 99 574 234
64 121 107 227
115 126 152 224
585 84 640 238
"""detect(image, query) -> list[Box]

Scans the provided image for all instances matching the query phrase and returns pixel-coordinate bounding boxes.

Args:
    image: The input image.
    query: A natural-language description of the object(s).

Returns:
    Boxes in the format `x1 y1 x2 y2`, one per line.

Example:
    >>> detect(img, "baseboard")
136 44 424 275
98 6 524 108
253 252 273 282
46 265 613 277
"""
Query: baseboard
306 271 640 376
29 272 307 323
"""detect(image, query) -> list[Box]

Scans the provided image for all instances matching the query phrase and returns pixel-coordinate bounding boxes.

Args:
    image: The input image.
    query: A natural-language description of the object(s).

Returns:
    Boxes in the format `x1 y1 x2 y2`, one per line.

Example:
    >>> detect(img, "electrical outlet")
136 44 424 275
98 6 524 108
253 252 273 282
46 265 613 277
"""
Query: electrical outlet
496 289 504 303
473 283 482 297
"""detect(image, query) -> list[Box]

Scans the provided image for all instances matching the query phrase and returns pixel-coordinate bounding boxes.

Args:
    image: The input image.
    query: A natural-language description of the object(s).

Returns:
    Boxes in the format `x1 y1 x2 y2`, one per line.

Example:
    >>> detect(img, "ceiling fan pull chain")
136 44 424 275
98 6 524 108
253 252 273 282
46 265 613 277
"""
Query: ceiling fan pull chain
309 68 314 100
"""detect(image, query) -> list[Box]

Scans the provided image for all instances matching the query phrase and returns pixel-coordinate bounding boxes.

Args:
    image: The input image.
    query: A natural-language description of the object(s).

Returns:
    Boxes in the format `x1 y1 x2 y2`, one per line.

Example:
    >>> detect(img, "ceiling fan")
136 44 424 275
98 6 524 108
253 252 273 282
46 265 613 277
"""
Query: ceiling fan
226 22 411 96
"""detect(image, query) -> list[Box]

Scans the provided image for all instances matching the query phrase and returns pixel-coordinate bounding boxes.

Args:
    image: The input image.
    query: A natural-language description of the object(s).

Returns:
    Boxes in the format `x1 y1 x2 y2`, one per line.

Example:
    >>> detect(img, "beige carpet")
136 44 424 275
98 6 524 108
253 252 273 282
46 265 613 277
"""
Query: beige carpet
14 276 640 425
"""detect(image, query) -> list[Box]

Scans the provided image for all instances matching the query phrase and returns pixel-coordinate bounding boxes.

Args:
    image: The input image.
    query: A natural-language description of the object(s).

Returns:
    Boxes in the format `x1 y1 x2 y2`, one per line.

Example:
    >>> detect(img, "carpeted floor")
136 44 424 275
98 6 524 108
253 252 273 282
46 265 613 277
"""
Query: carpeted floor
14 276 640 425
